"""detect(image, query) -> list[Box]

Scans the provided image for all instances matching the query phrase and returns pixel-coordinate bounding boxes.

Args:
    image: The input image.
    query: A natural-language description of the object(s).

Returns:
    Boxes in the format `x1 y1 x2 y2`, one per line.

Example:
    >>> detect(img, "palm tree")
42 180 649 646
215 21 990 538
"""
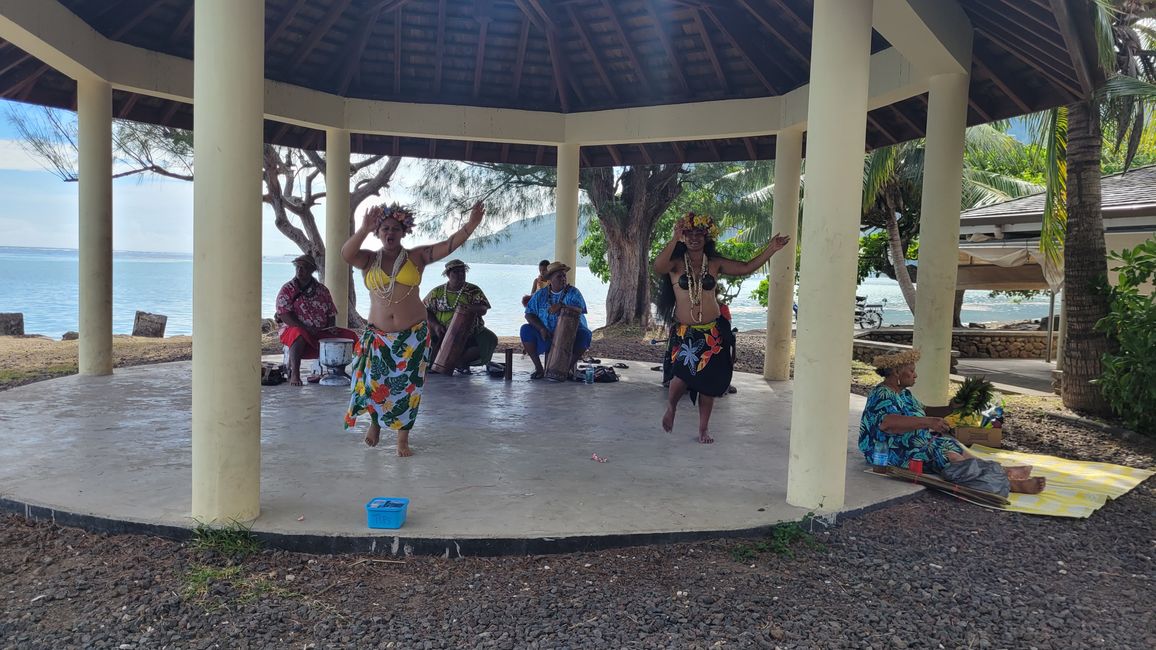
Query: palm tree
1032 0 1156 414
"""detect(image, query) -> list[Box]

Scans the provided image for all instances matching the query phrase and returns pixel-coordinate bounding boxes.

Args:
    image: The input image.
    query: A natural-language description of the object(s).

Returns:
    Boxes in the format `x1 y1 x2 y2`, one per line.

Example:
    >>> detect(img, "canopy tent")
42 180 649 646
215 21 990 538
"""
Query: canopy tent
958 165 1156 293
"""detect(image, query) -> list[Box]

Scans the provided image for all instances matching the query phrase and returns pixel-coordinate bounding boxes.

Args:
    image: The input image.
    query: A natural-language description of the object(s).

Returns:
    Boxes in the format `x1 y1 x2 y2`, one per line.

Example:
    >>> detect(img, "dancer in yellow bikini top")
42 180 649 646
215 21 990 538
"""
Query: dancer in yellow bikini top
341 201 485 456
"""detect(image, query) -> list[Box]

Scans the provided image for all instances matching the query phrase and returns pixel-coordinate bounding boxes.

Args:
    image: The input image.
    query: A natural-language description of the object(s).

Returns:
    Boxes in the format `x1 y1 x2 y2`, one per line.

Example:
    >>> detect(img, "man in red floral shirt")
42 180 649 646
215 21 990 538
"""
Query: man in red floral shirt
276 255 358 385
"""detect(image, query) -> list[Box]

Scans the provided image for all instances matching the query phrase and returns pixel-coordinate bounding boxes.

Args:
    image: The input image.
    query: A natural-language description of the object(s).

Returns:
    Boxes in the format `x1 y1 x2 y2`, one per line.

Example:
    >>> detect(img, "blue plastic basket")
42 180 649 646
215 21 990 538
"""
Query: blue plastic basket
365 497 409 529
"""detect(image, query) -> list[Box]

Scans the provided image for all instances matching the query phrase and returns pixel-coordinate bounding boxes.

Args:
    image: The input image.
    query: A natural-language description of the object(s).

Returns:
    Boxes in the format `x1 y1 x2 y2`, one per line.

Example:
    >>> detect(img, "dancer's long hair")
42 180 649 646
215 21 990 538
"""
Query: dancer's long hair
654 239 719 325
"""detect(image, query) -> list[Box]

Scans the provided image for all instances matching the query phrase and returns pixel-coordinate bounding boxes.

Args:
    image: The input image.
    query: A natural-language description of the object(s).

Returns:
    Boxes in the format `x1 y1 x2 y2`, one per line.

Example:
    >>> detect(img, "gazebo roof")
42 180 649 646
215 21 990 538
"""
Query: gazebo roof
0 0 1092 166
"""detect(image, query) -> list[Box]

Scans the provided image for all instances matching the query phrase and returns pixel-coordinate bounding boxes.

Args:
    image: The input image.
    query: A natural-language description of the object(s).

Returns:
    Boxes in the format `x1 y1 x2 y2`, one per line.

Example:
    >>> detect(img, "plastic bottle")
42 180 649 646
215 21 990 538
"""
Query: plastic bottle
871 437 890 472
585 366 594 384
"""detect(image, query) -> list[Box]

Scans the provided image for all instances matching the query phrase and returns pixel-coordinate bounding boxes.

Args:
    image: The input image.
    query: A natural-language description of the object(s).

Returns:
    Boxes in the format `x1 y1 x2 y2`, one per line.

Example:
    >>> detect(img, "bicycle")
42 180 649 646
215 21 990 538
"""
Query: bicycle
854 296 886 329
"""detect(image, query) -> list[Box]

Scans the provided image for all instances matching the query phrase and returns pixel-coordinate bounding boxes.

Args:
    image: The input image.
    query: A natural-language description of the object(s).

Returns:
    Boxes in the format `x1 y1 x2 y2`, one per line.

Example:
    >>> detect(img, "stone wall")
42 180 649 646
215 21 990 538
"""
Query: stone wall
852 339 959 371
858 329 1059 359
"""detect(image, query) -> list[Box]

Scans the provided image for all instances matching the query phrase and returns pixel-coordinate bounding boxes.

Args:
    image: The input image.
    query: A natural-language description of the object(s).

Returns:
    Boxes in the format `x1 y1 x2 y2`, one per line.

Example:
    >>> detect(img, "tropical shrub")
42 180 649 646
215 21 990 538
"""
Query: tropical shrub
1095 236 1156 435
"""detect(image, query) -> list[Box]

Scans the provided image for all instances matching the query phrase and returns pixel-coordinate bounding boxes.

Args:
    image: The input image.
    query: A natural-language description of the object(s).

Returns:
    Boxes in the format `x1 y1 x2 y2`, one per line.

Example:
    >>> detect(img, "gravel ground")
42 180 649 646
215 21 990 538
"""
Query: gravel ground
3 332 1155 648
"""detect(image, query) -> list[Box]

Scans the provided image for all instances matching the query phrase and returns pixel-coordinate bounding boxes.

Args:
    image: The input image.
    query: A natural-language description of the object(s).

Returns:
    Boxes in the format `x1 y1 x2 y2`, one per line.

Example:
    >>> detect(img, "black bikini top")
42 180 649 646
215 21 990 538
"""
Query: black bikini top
678 272 717 291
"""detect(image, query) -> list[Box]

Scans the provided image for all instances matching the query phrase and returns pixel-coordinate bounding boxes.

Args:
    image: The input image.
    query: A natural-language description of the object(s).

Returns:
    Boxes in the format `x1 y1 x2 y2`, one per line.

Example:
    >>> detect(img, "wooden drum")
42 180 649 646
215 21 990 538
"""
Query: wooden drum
430 306 476 375
544 306 582 381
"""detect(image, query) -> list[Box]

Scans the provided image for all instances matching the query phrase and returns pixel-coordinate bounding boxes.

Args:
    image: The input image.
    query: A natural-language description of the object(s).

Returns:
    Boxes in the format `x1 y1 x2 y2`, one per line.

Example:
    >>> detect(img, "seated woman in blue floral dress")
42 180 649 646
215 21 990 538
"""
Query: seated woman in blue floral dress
859 349 1045 494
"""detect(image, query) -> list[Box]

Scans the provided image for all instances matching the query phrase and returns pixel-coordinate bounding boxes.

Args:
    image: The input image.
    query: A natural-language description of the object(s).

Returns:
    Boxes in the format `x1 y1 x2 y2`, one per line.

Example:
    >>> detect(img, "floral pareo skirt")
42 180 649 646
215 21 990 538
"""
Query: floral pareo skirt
344 322 429 432
669 317 734 401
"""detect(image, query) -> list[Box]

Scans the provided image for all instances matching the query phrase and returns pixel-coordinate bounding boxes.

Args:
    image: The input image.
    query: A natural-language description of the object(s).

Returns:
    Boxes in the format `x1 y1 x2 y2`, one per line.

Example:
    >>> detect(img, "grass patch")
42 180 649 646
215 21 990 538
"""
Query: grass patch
182 564 242 599
191 520 262 558
730 520 824 562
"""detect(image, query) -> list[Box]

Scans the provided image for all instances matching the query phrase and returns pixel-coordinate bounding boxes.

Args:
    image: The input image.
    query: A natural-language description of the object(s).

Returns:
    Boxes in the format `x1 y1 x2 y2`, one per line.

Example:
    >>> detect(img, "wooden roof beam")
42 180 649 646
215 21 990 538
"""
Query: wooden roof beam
638 144 653 165
643 0 691 95
169 5 194 43
434 0 446 93
267 0 310 50
889 104 923 135
116 93 140 119
511 16 530 98
3 63 47 100
0 54 33 79
743 137 758 159
968 98 993 123
565 4 618 100
286 0 353 72
970 14 1082 94
394 8 403 94
159 101 183 126
973 55 1031 113
975 26 1082 99
336 6 384 95
472 2 493 98
1048 0 1098 97
702 8 780 94
690 9 728 93
734 0 809 66
866 114 899 145
110 0 162 40
600 0 654 95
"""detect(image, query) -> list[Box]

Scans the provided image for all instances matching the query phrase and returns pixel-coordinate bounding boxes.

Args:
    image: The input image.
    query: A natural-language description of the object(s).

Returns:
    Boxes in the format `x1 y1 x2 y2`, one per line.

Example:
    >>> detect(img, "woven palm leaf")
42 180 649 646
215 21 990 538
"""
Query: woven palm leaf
952 376 995 416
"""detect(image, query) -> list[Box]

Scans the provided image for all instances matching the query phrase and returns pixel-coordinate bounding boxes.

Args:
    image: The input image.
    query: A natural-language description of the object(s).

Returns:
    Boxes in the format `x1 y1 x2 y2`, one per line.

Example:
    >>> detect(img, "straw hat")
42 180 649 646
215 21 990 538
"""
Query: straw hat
545 261 571 277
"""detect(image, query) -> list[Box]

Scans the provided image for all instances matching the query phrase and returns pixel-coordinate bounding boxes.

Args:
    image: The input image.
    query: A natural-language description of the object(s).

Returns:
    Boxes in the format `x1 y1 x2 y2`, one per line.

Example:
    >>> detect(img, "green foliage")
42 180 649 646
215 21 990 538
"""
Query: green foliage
191 520 262 558
750 278 769 308
857 231 920 283
988 289 1044 302
728 520 823 562
1095 236 1156 434
951 376 996 416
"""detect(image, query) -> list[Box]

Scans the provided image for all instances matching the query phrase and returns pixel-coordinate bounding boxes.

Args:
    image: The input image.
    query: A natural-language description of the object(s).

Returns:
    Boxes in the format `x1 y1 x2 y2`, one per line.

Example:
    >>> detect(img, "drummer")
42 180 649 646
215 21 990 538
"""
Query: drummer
275 254 359 386
423 259 498 371
520 261 591 380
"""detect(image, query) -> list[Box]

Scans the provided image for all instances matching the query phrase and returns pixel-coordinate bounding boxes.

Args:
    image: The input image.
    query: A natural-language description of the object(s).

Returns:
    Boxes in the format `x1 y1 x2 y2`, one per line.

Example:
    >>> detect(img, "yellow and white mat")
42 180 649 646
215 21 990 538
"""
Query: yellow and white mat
964 445 1154 518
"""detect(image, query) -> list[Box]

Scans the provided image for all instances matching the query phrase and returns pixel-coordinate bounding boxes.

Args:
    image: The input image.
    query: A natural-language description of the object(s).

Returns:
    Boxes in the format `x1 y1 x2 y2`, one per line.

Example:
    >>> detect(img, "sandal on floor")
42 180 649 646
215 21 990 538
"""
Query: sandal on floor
613 362 628 369
650 365 662 371
306 374 322 384
727 385 738 394
583 357 601 364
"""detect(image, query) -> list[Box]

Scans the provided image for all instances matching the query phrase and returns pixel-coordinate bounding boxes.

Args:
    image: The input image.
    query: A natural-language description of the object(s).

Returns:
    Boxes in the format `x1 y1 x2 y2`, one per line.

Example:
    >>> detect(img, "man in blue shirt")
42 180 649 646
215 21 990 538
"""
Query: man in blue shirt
521 261 592 380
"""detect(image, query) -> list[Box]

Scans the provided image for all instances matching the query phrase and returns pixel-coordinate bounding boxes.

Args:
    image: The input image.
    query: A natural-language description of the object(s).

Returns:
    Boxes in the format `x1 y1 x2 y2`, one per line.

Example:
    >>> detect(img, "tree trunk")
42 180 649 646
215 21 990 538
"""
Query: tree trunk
953 290 965 327
603 218 654 327
885 211 918 316
1060 101 1114 414
583 164 683 328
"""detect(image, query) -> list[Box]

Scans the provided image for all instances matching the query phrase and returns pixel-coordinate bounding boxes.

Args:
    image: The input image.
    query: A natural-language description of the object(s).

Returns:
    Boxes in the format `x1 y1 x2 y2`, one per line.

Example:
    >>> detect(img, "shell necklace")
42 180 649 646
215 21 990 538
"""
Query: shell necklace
371 248 417 303
447 281 467 309
683 252 708 323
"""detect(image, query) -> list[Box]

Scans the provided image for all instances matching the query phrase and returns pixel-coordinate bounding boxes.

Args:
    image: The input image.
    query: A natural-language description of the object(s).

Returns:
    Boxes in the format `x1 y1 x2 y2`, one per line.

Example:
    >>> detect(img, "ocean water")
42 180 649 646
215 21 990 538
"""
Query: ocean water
0 247 1053 338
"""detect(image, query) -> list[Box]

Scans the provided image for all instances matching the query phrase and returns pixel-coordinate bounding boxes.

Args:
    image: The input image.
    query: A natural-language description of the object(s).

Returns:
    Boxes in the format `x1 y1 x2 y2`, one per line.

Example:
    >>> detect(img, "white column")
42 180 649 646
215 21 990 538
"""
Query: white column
191 0 265 523
77 77 113 376
554 143 580 284
912 72 970 405
786 0 874 511
325 128 351 328
764 127 803 380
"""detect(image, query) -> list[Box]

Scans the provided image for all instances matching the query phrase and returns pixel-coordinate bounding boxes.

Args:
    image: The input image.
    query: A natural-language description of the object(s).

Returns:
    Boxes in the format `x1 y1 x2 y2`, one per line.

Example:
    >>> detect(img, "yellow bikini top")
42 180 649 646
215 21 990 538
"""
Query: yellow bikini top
364 249 422 291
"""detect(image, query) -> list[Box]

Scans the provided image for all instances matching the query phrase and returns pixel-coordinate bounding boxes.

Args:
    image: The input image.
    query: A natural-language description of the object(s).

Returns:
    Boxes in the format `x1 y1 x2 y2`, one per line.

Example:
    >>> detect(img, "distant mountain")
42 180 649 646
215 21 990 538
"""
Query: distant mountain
454 212 592 266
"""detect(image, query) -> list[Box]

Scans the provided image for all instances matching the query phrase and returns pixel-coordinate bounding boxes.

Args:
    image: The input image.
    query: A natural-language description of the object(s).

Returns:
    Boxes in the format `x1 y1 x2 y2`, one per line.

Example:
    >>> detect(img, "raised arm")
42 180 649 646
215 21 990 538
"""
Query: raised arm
341 210 379 270
716 233 791 277
413 202 485 267
652 222 682 275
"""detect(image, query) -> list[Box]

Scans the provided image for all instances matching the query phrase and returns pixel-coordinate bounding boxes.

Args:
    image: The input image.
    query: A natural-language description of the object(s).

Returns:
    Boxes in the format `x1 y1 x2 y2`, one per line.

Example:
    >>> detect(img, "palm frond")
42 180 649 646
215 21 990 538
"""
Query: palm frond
1038 107 1068 266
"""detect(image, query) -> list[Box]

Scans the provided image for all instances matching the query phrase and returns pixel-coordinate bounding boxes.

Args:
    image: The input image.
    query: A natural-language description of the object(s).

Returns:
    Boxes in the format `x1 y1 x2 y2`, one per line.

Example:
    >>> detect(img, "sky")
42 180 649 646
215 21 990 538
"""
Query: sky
0 100 426 255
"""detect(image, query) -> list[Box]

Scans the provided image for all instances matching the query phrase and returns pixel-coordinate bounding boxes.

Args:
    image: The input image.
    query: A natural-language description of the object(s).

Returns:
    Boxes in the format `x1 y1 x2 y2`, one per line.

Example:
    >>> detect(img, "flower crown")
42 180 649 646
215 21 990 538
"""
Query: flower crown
677 212 720 239
368 203 416 234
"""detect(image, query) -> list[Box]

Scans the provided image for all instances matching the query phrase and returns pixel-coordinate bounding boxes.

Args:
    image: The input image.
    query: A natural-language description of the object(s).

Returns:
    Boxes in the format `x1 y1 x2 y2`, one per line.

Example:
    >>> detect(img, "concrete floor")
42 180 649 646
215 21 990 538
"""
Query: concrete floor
0 357 918 554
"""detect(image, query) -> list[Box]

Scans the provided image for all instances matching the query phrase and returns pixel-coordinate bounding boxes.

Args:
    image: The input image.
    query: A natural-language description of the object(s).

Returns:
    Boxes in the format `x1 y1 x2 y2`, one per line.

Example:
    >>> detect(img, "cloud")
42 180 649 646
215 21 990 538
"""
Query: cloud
0 139 52 173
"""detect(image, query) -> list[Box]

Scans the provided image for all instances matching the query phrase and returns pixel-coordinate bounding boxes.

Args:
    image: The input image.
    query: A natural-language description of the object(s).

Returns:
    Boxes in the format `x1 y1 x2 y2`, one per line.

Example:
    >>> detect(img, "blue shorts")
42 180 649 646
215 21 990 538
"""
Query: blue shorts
520 323 592 356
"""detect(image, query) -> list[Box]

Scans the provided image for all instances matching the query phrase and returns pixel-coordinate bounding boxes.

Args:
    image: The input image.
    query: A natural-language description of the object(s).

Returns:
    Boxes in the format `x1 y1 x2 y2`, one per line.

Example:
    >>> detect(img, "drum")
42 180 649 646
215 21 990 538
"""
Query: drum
430 306 476 375
544 306 581 381
318 337 355 386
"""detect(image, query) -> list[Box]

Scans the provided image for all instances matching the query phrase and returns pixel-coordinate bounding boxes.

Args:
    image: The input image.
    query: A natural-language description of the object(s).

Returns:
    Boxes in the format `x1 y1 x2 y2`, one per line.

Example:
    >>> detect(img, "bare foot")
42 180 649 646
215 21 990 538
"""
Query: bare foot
530 369 545 380
364 422 380 447
1005 465 1033 480
289 373 303 387
698 430 714 444
1010 476 1046 494
662 406 675 432
397 430 413 457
